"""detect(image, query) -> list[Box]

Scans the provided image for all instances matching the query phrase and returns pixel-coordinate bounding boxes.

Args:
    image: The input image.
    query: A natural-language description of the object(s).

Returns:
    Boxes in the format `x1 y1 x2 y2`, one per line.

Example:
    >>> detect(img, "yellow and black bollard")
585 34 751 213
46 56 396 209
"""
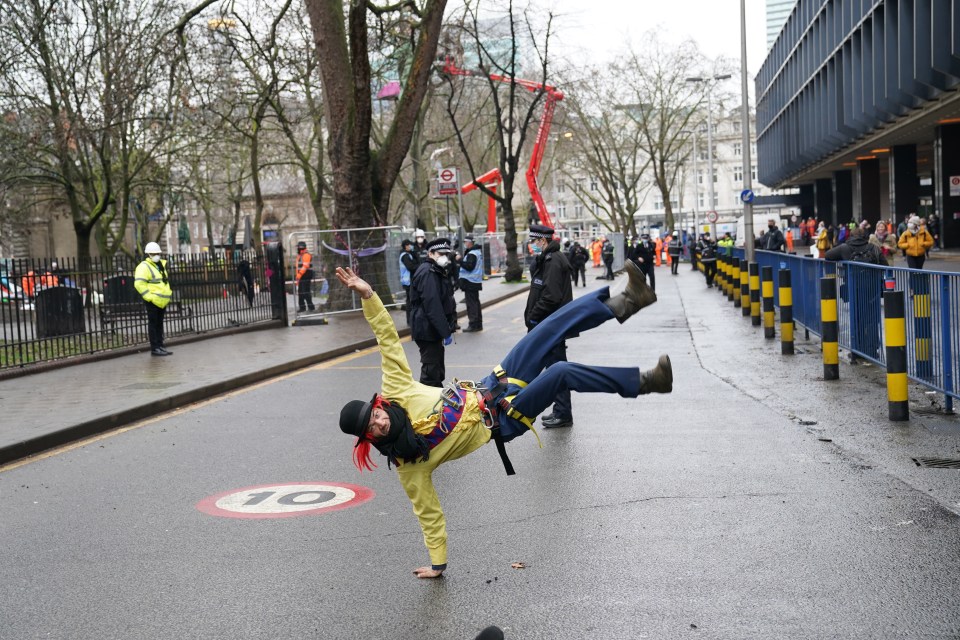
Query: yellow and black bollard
726 256 736 302
732 257 742 308
717 253 727 296
749 263 761 326
779 268 794 354
740 262 750 316
820 276 839 380
911 272 933 379
884 289 909 421
762 265 776 339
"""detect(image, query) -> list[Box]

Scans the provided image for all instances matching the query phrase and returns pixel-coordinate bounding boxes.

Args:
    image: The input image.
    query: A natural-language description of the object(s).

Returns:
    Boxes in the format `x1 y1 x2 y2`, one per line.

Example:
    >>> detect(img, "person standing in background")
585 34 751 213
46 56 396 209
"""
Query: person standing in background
525 224 574 429
399 238 419 326
409 238 457 387
295 241 315 312
458 236 484 332
897 215 934 269
134 242 173 356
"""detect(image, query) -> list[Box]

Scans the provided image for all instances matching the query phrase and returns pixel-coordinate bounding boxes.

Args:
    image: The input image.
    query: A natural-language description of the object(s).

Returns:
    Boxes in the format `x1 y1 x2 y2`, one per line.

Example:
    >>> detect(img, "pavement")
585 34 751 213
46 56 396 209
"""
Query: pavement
0 280 530 466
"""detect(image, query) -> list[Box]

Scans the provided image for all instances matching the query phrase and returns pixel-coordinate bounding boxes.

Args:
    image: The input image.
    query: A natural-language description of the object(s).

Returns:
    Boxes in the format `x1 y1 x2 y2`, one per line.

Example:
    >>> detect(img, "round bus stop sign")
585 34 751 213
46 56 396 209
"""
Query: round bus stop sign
196 482 374 519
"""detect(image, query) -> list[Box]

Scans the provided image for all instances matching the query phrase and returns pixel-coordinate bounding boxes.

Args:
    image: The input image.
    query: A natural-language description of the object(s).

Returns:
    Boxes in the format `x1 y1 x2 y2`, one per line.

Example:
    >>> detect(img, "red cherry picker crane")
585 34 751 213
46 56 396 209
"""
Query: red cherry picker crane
439 56 564 232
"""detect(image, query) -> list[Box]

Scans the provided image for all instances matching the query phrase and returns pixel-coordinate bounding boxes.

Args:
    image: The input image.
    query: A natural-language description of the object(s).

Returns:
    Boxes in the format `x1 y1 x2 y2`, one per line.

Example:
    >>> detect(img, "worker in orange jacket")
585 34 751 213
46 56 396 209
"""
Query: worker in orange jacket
295 241 315 312
654 237 663 266
591 238 603 267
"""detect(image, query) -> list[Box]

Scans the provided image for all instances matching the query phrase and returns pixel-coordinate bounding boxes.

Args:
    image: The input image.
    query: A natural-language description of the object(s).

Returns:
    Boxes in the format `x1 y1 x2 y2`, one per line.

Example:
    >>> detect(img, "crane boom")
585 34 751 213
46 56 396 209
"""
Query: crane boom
440 57 564 231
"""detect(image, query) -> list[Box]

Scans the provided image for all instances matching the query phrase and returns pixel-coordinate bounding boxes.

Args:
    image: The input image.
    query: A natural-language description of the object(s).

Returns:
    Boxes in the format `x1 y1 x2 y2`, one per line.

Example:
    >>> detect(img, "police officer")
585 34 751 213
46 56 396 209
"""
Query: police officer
399 239 418 326
134 242 173 356
697 232 718 288
458 236 484 332
629 233 656 292
295 241 315 312
409 238 457 387
525 223 574 428
600 237 615 280
667 231 682 275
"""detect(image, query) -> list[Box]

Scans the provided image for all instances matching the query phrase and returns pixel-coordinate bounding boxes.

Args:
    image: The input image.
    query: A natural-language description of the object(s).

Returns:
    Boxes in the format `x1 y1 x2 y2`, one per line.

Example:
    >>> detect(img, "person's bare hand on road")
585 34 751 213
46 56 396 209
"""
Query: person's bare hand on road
412 566 444 579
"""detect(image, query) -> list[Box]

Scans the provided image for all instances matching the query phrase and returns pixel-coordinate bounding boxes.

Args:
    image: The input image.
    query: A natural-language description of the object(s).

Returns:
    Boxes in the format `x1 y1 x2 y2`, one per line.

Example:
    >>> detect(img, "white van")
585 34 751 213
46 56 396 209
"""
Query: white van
735 213 787 247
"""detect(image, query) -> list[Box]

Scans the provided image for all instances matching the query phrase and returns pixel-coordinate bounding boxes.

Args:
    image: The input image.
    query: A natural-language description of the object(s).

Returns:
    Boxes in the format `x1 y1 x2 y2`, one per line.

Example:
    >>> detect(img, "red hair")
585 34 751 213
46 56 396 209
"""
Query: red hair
351 395 391 472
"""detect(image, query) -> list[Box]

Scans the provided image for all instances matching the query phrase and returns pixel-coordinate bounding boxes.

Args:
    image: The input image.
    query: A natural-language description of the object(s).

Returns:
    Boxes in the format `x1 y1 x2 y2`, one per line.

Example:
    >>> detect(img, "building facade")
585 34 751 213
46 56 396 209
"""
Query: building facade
755 0 960 247
767 0 798 49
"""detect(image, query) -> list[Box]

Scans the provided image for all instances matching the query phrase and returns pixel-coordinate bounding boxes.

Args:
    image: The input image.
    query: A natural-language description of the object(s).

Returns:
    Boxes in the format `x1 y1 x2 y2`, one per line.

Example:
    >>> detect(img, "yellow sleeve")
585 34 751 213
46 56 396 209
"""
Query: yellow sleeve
133 262 152 302
398 461 448 565
362 293 414 398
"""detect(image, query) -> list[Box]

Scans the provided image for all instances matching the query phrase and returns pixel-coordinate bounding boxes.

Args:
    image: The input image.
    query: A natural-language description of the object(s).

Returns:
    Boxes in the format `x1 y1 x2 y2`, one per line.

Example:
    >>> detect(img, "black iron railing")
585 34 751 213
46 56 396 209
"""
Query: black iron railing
0 251 281 370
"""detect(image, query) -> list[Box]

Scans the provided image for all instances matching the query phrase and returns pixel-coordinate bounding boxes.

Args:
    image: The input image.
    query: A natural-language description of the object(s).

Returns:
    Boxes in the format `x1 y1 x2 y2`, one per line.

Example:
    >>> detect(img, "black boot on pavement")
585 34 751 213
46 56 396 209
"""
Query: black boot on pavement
603 260 657 323
151 348 172 356
542 415 573 428
639 355 672 394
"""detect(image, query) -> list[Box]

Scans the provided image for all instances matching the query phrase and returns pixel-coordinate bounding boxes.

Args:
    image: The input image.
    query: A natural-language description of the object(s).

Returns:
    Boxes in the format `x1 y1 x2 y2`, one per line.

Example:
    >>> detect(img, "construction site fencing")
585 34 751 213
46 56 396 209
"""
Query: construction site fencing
0 251 280 371
732 248 959 410
287 226 406 321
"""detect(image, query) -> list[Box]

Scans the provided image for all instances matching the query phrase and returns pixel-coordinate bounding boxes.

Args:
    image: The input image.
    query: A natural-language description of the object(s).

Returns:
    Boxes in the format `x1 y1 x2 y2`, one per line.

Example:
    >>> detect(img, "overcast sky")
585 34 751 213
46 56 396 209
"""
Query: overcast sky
477 0 771 77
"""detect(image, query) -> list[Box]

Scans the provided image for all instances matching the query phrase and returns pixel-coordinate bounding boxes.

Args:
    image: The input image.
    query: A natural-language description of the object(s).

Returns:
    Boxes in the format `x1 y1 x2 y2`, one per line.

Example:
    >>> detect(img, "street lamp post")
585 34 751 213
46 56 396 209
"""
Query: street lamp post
687 74 731 239
680 129 700 241
740 0 756 261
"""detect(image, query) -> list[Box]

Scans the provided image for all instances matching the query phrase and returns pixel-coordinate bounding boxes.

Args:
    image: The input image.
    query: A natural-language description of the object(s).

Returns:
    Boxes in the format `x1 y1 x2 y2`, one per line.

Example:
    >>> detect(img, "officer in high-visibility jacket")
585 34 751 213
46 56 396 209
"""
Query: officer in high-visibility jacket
134 242 173 356
458 236 484 332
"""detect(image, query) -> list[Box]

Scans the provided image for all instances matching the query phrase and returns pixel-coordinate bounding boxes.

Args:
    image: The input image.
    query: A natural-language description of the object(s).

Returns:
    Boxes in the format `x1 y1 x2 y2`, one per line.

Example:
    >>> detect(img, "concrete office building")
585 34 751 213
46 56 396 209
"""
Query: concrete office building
755 0 960 248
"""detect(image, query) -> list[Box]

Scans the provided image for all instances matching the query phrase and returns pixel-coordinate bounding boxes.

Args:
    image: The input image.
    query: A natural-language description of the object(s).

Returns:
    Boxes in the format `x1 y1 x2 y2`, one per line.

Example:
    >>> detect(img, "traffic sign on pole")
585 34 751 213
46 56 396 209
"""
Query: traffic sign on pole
438 167 459 196
706 210 719 223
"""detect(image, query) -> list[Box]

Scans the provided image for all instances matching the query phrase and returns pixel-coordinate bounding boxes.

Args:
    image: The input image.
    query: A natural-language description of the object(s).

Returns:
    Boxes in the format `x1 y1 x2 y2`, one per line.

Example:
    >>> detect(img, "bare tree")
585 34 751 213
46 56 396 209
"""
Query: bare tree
0 0 188 264
441 1 559 281
620 35 708 233
560 70 654 238
303 0 447 229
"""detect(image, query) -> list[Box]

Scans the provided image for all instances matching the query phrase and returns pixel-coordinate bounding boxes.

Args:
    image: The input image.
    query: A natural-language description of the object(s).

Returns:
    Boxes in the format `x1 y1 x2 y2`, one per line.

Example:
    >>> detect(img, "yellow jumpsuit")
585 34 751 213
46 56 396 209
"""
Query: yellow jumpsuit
362 293 491 566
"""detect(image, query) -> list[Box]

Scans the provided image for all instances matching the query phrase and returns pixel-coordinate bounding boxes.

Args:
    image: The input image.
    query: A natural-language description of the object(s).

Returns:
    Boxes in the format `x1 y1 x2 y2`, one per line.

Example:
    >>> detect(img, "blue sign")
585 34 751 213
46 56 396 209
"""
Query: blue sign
740 189 755 204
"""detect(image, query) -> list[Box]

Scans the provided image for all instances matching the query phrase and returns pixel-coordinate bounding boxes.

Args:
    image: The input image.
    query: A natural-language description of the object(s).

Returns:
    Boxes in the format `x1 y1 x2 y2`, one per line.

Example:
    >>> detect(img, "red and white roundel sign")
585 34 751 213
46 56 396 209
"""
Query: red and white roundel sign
196 482 374 519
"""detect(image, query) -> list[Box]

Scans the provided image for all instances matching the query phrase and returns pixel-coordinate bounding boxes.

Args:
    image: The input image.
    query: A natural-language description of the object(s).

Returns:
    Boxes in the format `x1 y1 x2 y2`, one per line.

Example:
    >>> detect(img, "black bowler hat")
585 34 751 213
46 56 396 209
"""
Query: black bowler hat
528 224 554 240
426 238 452 253
340 394 377 438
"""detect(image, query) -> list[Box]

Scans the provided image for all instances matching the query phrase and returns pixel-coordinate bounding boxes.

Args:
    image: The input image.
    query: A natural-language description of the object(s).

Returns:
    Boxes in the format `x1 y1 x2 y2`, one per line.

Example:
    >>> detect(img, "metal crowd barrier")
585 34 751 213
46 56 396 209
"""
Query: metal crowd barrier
0 251 279 371
731 248 958 412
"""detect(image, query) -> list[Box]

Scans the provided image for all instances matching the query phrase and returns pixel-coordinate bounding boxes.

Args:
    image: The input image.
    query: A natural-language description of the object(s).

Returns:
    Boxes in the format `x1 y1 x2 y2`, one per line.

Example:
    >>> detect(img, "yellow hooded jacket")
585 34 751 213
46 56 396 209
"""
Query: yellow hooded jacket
362 293 491 566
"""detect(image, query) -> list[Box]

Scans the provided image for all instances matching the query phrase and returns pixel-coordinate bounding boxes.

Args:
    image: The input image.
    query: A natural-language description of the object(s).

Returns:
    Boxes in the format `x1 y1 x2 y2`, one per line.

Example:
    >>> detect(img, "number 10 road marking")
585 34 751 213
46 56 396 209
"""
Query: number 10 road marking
195 482 374 519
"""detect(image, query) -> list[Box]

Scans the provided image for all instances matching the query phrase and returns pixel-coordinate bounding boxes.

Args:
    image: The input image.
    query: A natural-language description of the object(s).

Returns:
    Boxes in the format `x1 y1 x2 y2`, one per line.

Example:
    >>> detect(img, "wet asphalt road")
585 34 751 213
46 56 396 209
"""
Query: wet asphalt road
2 272 959 639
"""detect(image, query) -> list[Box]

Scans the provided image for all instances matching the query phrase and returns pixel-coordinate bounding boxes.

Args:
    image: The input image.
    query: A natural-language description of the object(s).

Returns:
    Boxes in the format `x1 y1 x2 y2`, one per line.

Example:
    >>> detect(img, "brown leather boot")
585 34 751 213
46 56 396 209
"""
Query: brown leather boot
604 260 657 323
639 355 673 394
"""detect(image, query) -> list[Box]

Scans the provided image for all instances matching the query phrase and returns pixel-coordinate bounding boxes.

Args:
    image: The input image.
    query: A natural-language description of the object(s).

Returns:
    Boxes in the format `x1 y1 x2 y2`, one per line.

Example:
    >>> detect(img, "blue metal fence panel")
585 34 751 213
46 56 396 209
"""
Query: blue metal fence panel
742 250 959 404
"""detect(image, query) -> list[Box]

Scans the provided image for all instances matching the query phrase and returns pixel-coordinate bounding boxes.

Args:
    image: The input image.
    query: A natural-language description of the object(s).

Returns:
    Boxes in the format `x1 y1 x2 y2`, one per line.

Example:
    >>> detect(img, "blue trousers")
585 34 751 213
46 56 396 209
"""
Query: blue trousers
482 287 642 441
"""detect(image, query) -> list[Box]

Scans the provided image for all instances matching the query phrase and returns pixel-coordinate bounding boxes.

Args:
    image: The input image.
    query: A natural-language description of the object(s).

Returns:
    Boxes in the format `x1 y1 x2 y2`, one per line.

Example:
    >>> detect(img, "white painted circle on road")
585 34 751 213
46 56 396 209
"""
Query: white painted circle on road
196 482 374 519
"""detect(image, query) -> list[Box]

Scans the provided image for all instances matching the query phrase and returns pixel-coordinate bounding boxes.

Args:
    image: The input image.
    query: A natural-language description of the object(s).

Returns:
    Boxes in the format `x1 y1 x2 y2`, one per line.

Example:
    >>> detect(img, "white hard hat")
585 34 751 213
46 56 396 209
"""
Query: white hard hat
144 242 162 254
415 228 425 238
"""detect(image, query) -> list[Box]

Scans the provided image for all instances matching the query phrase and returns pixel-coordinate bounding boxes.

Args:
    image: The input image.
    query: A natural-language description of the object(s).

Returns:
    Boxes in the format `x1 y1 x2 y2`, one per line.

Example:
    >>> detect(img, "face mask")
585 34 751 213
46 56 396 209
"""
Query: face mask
150 255 161 263
435 255 450 268
532 244 543 255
